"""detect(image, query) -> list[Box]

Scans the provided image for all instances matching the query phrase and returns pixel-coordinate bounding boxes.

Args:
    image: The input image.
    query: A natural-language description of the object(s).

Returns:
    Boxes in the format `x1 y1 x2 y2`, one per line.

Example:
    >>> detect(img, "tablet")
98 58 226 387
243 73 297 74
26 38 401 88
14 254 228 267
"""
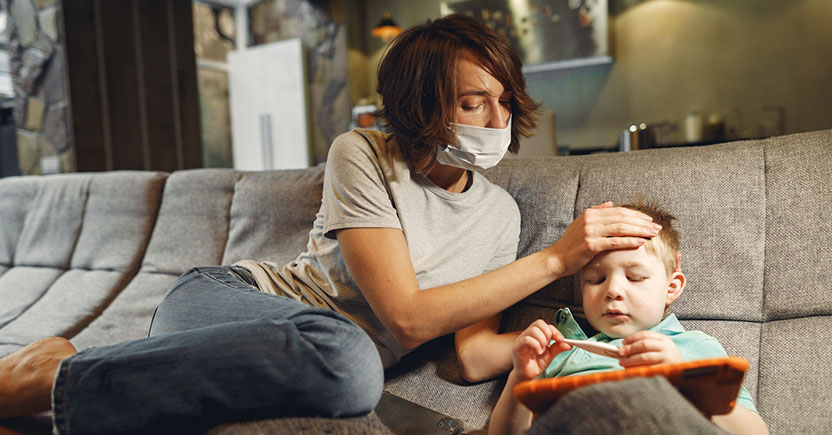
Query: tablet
514 357 749 417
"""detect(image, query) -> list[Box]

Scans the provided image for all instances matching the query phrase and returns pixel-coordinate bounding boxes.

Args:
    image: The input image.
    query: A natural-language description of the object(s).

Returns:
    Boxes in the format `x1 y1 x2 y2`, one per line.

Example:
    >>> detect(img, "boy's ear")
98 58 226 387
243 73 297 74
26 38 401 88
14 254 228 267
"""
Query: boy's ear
666 271 686 306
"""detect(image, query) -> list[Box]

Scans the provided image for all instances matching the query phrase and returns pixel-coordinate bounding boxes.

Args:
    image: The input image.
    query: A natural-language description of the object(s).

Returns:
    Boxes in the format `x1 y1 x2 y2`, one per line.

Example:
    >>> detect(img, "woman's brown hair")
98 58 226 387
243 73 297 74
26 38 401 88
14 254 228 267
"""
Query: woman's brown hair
376 14 540 174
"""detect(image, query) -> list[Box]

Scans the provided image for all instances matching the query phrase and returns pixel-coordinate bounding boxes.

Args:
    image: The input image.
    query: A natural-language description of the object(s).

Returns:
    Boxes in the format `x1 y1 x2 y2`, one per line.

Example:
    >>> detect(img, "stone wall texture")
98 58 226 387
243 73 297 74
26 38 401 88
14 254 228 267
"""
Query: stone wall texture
6 0 72 175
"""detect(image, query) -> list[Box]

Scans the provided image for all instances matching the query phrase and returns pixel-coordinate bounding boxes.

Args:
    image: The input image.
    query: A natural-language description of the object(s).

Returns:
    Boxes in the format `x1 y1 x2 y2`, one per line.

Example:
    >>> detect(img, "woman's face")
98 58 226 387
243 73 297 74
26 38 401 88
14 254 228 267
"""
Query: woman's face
454 54 511 129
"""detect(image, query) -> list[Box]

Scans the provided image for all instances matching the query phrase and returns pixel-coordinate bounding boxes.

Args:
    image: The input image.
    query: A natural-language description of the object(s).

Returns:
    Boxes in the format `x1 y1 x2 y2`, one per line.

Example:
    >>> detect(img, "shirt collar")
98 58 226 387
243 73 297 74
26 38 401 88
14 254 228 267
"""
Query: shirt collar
651 312 685 335
553 307 588 340
553 308 685 342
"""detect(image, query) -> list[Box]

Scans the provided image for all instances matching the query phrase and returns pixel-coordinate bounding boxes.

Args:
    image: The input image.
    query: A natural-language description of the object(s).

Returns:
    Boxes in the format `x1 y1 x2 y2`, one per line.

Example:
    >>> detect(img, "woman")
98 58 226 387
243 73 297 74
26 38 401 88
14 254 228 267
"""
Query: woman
0 14 659 433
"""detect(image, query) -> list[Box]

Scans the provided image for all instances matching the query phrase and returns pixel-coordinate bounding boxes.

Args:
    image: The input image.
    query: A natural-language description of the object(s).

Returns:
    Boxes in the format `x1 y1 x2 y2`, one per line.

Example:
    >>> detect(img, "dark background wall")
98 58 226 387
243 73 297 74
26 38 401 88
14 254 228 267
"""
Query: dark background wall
62 0 202 172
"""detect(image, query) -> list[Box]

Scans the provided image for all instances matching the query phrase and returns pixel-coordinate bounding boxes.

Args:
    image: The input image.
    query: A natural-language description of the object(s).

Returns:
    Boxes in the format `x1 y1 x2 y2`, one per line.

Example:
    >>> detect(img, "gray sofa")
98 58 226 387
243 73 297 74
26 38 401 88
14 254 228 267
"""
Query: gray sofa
1 130 830 434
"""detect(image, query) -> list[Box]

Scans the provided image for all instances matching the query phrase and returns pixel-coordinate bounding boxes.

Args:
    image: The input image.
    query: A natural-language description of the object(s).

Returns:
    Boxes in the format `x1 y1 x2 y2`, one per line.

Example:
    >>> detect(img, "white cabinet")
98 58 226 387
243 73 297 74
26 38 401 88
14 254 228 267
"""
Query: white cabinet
228 38 310 170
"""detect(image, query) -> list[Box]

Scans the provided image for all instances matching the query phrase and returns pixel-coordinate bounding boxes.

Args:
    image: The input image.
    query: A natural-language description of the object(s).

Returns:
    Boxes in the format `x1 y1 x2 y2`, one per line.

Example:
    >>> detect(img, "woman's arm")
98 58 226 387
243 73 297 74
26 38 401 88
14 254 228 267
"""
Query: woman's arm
337 203 660 349
712 405 769 434
454 314 519 382
337 227 556 348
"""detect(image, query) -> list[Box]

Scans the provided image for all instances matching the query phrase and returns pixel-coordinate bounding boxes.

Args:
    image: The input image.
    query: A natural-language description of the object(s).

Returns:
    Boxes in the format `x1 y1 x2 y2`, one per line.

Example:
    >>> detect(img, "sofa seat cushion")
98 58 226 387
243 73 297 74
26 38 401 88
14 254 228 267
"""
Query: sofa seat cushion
209 412 392 434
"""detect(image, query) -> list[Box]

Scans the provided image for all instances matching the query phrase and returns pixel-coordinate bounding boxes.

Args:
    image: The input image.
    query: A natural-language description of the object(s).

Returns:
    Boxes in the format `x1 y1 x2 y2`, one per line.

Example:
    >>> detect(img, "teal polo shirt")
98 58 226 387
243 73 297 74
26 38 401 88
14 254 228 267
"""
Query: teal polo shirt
541 308 757 413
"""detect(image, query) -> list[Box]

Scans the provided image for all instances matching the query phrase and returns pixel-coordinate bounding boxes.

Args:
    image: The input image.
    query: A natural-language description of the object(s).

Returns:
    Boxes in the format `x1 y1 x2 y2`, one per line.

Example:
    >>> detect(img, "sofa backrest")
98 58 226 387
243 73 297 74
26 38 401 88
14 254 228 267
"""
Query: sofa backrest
70 167 326 350
0 130 829 434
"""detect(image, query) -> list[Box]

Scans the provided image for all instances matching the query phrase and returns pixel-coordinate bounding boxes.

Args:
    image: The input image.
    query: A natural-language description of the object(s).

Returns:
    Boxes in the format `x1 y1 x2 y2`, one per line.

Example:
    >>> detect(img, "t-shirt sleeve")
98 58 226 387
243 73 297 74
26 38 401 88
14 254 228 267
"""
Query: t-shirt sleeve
321 131 402 239
482 194 521 273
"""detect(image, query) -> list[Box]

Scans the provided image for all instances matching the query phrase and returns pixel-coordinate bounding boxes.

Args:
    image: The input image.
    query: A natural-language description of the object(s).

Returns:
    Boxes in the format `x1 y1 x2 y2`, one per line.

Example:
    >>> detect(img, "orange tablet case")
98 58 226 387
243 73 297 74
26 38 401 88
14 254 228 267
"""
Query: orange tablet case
514 357 749 417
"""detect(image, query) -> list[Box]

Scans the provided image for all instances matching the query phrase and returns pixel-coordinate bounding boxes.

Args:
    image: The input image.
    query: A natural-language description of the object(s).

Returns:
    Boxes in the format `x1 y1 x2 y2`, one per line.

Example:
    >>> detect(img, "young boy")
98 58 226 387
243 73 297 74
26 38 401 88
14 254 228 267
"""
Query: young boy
489 201 769 435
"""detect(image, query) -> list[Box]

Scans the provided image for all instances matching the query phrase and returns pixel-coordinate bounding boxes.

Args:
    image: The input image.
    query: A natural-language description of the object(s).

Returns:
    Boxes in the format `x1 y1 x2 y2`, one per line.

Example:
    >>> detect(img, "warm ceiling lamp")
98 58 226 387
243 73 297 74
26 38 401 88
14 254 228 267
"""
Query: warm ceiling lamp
371 11 402 40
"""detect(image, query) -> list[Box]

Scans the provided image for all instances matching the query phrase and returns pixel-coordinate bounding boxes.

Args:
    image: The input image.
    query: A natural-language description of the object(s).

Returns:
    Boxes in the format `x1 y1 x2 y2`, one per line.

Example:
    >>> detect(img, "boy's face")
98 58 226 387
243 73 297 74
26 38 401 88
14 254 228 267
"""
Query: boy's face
581 246 684 339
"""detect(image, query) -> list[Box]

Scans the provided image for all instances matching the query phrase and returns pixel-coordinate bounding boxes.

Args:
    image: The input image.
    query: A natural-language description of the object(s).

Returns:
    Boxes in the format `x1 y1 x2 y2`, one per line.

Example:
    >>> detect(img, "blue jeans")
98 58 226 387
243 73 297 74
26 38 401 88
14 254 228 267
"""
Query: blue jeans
52 266 384 434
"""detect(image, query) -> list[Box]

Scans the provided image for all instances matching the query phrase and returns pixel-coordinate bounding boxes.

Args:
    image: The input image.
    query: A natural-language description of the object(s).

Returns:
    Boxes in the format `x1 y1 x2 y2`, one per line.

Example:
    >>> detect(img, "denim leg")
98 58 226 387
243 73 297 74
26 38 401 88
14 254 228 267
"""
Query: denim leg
148 266 278 336
52 267 384 434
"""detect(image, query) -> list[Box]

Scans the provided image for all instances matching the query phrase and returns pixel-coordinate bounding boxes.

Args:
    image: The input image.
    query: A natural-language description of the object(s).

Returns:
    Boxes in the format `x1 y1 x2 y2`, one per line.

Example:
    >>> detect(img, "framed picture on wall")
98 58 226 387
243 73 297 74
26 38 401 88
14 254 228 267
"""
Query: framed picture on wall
440 0 611 72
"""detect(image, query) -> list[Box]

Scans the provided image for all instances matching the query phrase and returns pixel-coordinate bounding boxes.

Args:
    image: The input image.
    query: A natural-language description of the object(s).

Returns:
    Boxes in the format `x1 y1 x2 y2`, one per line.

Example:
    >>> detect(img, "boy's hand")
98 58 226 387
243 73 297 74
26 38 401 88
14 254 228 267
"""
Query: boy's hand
513 320 572 381
618 331 683 368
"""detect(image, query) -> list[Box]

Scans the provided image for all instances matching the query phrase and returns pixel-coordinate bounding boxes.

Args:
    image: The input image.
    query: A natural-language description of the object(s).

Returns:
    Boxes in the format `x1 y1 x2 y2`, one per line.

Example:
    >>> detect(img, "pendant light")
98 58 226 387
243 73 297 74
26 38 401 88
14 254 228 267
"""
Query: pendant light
371 11 402 40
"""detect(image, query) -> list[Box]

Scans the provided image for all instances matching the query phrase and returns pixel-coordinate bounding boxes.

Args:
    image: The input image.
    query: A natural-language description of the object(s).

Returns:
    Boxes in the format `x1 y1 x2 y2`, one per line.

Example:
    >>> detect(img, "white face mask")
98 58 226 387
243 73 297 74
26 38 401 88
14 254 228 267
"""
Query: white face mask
436 115 512 171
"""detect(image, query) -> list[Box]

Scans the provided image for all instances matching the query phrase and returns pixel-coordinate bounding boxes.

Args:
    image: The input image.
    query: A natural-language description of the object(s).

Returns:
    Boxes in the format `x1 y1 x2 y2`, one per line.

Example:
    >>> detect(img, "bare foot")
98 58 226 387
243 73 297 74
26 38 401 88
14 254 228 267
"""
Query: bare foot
0 337 76 418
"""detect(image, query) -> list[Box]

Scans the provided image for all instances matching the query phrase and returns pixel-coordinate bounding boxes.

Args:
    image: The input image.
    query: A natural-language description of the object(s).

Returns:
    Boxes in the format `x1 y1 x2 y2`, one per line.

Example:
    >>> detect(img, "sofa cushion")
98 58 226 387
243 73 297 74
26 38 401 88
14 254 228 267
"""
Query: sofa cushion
756 130 832 435
69 272 179 350
0 269 128 342
572 141 766 322
142 169 239 275
483 158 581 307
763 131 832 319
12 174 89 268
0 176 34 267
759 315 832 435
209 412 392 434
0 266 63 330
0 172 166 357
680 319 762 402
221 168 325 265
383 335 499 432
70 172 167 271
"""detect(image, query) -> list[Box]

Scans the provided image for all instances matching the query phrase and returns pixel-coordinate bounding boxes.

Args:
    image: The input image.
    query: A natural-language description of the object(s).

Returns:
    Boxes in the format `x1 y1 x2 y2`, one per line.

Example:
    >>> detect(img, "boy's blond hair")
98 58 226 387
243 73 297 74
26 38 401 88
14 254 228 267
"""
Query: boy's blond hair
621 198 679 276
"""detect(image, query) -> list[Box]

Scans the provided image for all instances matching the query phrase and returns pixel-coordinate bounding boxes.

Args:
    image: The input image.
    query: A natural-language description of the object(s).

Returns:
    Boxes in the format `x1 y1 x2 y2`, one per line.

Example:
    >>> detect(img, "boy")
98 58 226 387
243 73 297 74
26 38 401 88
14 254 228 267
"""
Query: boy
489 201 768 435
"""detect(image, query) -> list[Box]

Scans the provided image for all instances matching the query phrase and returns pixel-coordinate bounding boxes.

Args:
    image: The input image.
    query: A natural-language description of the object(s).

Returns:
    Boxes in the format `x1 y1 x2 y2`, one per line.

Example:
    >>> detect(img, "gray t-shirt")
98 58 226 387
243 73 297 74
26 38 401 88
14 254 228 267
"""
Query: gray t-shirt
246 129 520 368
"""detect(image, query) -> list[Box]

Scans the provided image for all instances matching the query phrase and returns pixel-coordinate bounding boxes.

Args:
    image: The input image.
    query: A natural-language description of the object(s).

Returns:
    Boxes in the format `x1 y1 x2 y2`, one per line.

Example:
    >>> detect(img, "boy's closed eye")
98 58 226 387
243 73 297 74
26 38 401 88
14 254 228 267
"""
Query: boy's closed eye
584 275 605 285
583 273 649 285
